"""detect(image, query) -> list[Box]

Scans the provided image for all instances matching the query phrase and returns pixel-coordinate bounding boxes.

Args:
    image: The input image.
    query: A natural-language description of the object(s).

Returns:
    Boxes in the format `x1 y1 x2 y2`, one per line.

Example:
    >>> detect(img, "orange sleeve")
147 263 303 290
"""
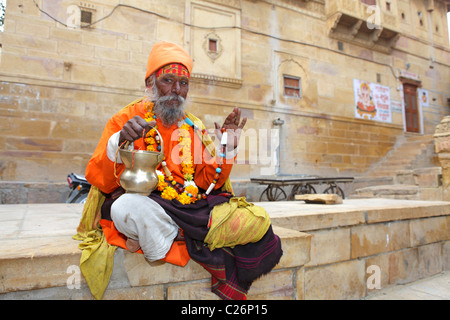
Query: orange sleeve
86 104 235 194
85 103 145 194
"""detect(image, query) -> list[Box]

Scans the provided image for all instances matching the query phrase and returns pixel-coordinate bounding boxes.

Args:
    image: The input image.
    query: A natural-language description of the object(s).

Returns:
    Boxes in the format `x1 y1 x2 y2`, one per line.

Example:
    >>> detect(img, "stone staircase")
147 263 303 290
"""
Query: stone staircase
351 133 443 200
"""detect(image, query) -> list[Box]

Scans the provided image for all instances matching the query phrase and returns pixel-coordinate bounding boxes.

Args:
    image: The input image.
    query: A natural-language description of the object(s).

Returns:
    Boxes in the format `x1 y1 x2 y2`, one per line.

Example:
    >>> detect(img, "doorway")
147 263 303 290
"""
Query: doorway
403 83 420 133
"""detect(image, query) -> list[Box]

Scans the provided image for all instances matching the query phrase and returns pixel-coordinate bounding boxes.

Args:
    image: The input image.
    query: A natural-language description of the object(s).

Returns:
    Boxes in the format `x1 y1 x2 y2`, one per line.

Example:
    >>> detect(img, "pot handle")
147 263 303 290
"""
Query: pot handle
123 125 164 154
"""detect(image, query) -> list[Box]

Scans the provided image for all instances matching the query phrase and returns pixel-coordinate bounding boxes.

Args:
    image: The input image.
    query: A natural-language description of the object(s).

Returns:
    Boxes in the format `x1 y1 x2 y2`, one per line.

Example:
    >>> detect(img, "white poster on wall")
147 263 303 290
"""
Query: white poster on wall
354 79 392 123
418 88 429 107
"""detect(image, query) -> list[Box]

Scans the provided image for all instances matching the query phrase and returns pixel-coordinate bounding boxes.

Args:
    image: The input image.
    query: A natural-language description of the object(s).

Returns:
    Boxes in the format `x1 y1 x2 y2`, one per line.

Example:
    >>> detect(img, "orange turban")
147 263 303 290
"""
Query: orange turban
145 41 193 81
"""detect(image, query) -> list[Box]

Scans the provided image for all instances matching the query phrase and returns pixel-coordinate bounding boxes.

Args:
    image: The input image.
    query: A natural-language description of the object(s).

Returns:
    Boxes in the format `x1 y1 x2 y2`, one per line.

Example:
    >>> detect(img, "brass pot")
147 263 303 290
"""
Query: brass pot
119 127 164 196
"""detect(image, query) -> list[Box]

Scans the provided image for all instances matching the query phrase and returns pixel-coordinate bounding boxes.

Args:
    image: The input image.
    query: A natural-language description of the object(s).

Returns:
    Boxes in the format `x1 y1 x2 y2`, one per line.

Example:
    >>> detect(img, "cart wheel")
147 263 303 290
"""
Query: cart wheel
299 184 316 195
267 186 287 201
323 184 345 199
259 187 270 202
289 184 316 200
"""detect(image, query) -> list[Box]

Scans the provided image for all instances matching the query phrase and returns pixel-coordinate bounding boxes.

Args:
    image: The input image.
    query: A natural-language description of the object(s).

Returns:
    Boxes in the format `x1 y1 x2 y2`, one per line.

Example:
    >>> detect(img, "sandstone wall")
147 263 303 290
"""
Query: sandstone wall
0 0 448 203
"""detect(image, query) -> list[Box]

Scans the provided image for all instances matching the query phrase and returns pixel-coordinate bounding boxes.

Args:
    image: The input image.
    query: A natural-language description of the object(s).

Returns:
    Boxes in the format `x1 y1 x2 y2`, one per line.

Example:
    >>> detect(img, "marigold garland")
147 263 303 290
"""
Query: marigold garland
144 103 199 204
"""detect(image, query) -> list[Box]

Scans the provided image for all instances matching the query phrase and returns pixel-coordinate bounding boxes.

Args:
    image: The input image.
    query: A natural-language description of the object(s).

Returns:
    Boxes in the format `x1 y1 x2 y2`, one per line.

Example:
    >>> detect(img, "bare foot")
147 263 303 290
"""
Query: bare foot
126 238 140 252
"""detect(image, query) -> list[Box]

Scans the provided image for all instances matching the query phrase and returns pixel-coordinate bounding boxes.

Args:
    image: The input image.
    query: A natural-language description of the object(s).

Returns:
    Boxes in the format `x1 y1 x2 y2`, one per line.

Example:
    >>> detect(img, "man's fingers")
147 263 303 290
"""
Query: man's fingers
119 127 135 146
123 124 141 141
120 116 150 143
234 108 241 125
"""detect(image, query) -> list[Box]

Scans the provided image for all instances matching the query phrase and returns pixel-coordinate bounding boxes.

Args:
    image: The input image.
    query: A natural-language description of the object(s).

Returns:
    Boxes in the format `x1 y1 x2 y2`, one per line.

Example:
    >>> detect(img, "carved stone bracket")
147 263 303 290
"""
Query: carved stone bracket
351 20 363 39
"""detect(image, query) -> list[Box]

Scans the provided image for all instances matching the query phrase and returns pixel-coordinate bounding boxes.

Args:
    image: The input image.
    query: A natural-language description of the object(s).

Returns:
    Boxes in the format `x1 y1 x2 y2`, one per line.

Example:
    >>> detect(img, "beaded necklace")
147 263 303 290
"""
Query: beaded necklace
143 102 226 204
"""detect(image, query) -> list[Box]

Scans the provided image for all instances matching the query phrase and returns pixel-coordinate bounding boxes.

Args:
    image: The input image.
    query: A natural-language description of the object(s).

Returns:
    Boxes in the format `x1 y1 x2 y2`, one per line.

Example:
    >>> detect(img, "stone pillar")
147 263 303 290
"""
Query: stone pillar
434 116 450 201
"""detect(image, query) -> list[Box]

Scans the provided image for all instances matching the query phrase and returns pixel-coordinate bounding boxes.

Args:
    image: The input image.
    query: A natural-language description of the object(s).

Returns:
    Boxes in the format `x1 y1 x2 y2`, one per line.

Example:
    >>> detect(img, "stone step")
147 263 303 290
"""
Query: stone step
352 176 393 192
390 145 424 153
352 166 443 200
0 203 311 299
368 168 413 177
365 133 436 179
403 133 435 142
353 184 420 200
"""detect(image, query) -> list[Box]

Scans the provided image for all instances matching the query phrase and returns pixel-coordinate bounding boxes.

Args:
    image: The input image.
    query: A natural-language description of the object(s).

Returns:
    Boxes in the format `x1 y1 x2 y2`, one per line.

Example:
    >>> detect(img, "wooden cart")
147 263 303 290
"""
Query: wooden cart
250 175 354 201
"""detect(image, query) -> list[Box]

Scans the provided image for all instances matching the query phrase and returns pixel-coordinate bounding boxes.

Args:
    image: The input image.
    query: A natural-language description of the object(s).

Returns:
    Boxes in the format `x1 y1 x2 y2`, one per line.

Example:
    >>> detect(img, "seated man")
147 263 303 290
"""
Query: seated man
83 41 282 300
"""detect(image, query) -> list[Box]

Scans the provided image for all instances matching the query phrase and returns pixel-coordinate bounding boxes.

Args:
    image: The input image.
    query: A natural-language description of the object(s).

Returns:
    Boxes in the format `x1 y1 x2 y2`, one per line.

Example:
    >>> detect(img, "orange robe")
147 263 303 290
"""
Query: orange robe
85 98 234 266
85 98 234 194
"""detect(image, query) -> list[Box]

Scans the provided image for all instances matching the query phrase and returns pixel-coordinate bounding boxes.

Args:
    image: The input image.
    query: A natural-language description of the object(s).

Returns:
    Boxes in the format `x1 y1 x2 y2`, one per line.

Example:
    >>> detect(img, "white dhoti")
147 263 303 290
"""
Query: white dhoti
110 193 179 261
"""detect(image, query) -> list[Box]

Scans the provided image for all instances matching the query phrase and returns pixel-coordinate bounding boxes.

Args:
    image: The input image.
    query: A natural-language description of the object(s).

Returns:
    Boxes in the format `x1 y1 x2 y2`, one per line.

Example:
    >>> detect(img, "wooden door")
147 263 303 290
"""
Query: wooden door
403 84 419 133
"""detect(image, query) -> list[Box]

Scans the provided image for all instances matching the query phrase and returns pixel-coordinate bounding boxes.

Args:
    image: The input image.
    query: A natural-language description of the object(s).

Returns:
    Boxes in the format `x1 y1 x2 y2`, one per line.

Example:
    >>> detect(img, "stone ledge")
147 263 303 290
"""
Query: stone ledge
0 181 69 204
260 198 450 231
0 201 311 296
1 199 449 300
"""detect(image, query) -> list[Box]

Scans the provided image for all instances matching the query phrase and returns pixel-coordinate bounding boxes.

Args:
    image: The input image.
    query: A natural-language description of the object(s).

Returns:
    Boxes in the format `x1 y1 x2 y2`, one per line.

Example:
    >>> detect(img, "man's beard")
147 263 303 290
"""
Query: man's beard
153 94 186 127
145 85 186 127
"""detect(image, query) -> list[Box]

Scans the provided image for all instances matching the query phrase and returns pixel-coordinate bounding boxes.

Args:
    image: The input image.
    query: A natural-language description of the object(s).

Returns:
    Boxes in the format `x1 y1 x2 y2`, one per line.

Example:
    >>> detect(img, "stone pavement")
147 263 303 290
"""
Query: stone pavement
364 270 450 300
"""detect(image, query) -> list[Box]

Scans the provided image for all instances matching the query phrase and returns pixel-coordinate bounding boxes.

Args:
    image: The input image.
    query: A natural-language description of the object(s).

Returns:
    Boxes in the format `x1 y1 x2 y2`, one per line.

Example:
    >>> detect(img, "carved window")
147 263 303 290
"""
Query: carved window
283 75 301 98
80 10 92 25
202 32 223 62
78 2 96 28
208 39 217 52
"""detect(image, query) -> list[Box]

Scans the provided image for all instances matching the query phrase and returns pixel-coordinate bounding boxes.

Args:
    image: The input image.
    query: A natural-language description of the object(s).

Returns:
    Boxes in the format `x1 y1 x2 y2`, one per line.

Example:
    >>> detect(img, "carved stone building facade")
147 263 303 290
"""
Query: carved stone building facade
0 0 449 202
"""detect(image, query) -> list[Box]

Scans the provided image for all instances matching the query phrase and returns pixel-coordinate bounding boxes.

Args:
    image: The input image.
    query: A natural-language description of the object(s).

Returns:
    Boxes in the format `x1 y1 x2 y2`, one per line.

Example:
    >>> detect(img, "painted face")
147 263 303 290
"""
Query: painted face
155 73 190 106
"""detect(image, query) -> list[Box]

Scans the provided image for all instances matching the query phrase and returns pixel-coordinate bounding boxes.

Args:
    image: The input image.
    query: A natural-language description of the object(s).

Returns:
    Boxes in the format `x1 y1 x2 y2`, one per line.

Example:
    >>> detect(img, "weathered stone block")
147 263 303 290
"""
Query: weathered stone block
82 32 118 49
387 248 421 285
304 260 366 300
166 280 220 300
443 241 450 271
306 228 350 267
2 117 52 138
365 201 450 223
351 221 410 258
410 216 450 246
272 226 311 269
417 243 443 278
0 247 81 293
396 170 415 185
418 188 443 201
123 252 210 287
263 201 366 232
366 248 421 290
414 167 442 187
247 269 295 300
100 285 165 300
6 137 63 152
